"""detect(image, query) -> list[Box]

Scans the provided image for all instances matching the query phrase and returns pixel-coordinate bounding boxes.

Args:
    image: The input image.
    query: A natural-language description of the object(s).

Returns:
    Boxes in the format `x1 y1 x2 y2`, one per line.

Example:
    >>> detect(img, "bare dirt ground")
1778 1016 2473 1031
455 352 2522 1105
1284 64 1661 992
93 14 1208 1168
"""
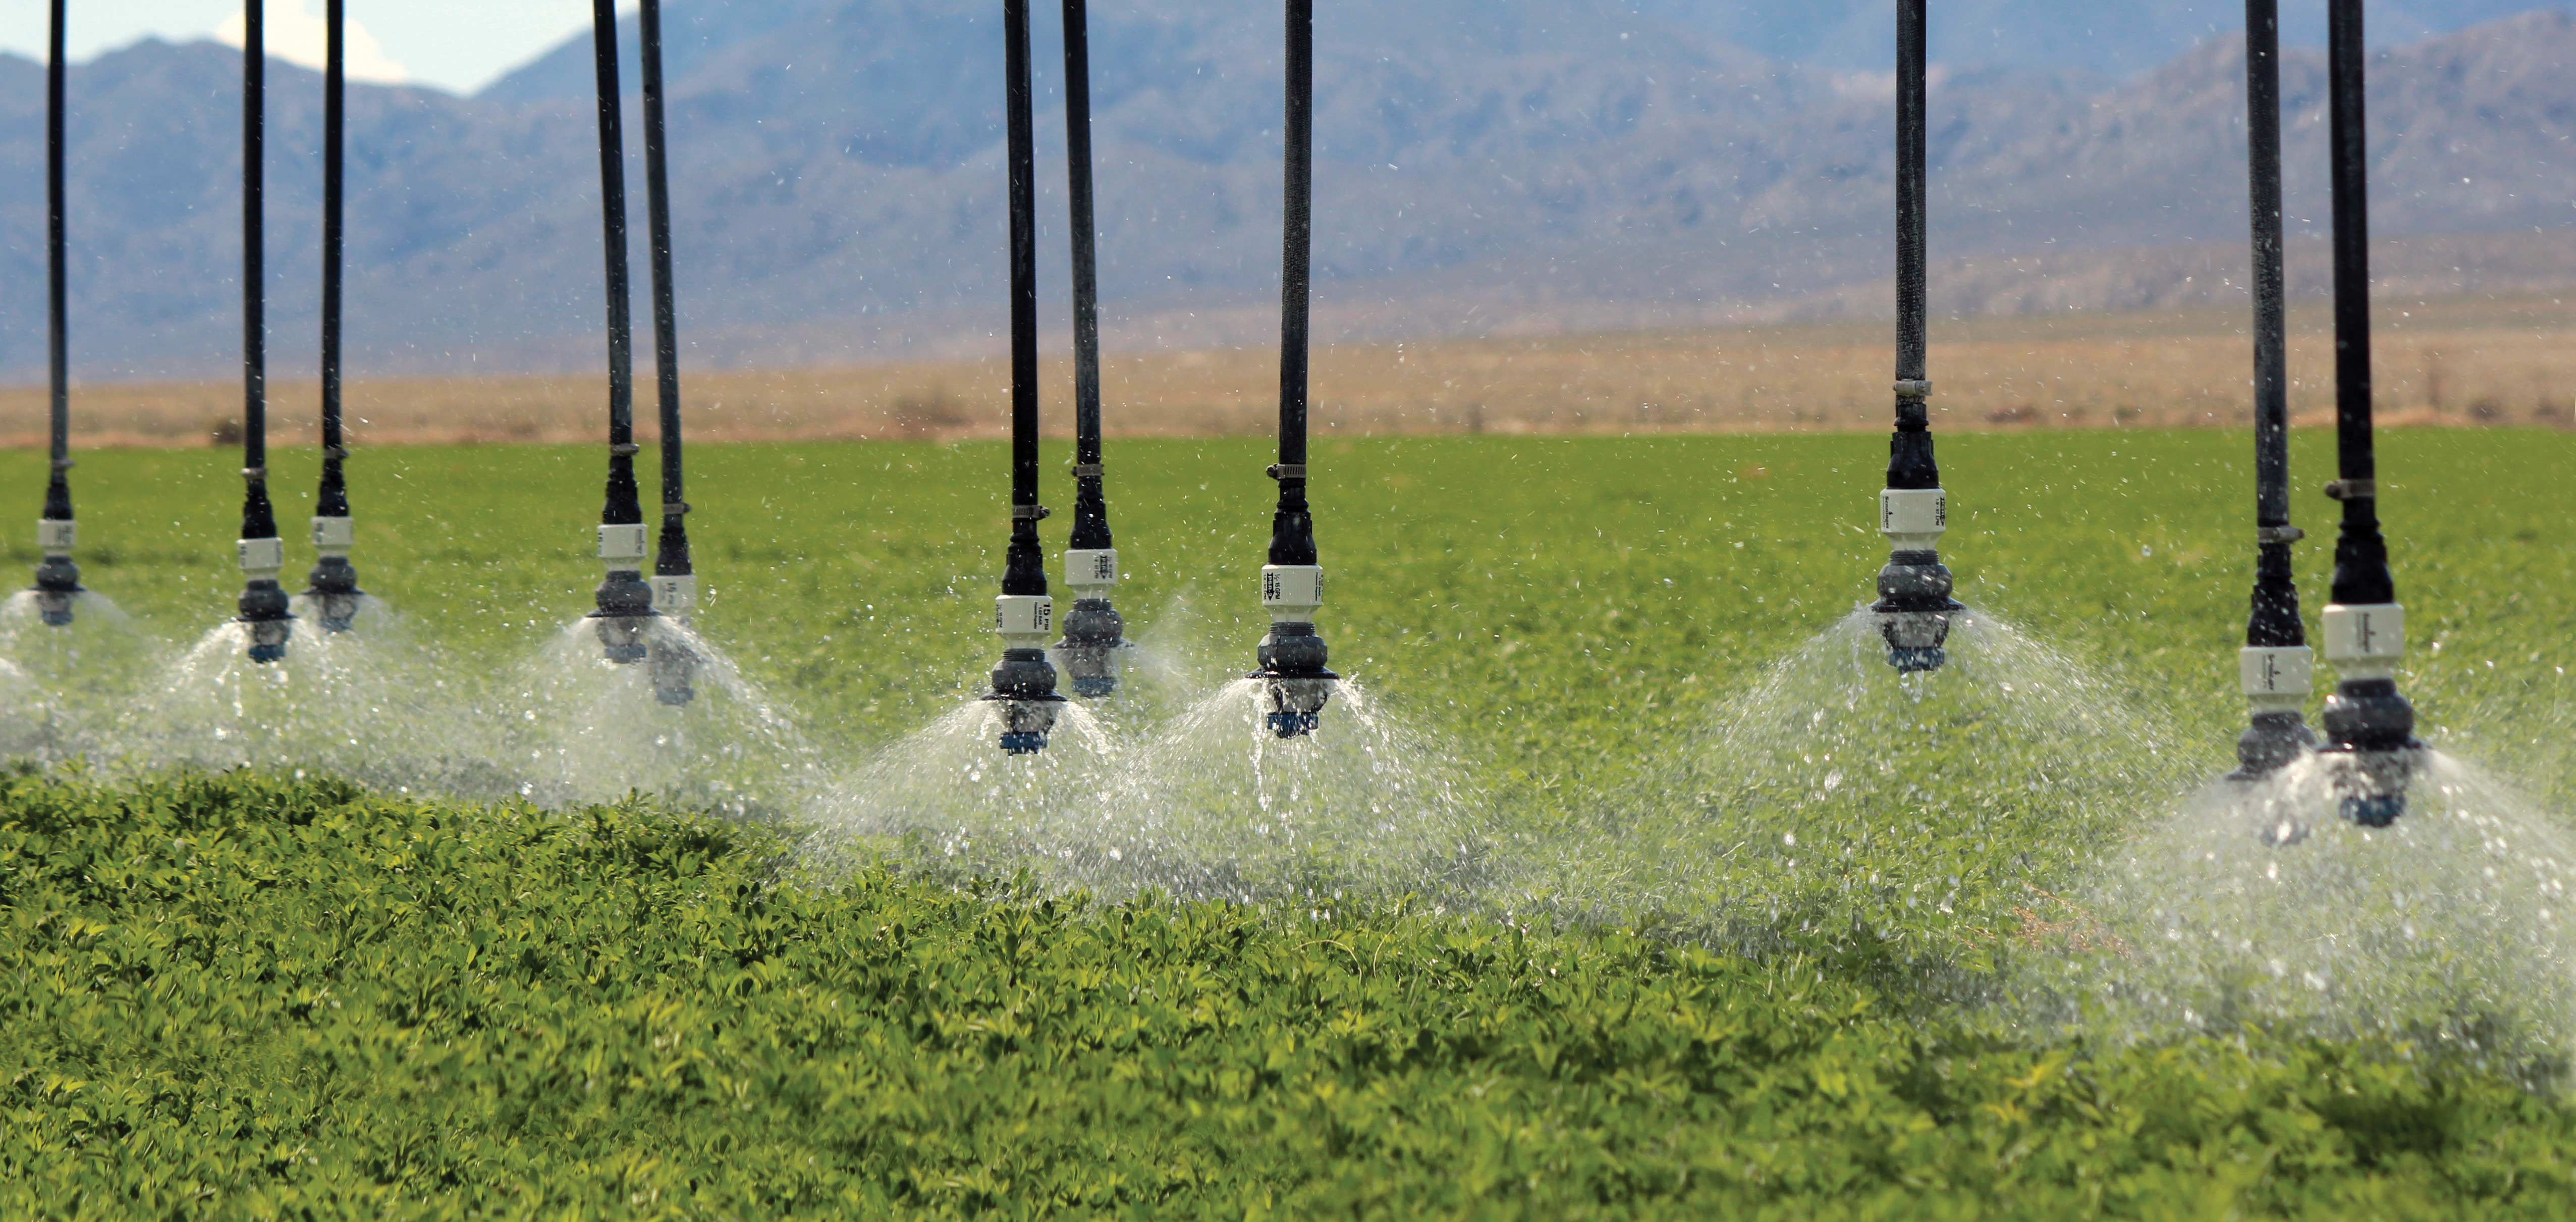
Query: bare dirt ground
5 297 2569 450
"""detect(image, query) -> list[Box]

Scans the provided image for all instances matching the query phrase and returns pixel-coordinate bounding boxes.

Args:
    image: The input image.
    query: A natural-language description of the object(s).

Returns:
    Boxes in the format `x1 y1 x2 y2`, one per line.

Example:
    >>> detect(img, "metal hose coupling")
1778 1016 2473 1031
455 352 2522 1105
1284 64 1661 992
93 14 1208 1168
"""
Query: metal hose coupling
987 593 1067 754
303 515 364 632
1871 487 1963 673
588 522 659 664
2318 601 2423 827
1252 564 1336 738
1057 548 1125 698
647 571 699 707
236 534 294 663
31 518 80 627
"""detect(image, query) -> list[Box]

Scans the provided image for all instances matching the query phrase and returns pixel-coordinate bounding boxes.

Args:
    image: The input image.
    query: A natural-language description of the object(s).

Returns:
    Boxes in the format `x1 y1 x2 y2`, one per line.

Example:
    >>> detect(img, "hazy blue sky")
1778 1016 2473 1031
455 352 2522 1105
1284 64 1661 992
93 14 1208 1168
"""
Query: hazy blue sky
0 2 617 94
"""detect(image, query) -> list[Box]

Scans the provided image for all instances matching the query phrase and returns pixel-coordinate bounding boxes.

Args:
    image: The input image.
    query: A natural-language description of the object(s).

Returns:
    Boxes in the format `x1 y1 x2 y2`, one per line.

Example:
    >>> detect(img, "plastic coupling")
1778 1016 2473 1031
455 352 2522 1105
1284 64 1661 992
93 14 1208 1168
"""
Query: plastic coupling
235 536 296 663
32 518 79 626
2316 603 2421 826
2230 646 2319 786
589 523 659 664
1057 549 1126 698
303 516 364 632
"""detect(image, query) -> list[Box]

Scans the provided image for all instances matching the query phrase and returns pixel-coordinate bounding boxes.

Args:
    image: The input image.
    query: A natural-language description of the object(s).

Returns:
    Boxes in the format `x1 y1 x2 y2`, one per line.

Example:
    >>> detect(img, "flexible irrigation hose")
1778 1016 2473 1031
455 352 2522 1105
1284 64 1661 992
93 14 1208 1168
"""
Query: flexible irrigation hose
1268 0 1318 569
590 0 642 537
40 0 72 530
1002 0 1047 598
1887 0 1936 492
2241 0 2303 651
316 0 348 523
239 2 276 549
1062 0 1112 555
638 0 690 584
2325 0 2391 610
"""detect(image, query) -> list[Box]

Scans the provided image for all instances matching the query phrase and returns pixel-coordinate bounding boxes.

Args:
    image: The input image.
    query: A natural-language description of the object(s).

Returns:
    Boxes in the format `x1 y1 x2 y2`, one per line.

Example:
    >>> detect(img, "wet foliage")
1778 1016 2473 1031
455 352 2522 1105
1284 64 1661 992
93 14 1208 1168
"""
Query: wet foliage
4 769 2576 1216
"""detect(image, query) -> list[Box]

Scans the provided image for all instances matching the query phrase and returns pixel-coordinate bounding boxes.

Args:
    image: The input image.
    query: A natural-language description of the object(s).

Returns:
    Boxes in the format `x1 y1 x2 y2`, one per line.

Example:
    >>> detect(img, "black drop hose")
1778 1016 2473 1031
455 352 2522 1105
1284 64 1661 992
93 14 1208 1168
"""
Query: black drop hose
316 0 348 523
639 0 690 587
1003 0 1046 599
236 2 290 660
1062 0 1111 555
1268 0 1317 570
586 0 653 656
1888 0 1935 492
32 0 79 625
2232 0 2316 787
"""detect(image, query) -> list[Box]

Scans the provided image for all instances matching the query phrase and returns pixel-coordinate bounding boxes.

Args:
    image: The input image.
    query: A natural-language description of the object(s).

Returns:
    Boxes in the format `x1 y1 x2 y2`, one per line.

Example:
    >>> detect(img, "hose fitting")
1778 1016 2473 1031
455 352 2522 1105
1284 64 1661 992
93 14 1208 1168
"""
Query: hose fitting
987 592 1066 754
236 534 294 663
1057 547 1125 698
1251 563 1335 738
2232 645 2319 786
2318 601 2422 826
302 514 363 632
589 522 657 663
1871 487 1962 673
31 518 79 627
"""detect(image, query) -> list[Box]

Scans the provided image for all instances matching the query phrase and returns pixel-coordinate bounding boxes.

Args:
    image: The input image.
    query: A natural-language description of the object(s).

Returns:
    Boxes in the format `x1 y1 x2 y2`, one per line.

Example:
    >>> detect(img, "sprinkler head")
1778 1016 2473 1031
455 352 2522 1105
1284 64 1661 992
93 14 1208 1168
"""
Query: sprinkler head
1057 549 1125 698
990 594 1067 754
236 535 295 664
591 524 657 664
2318 603 2422 826
1871 489 1962 673
2229 646 2319 786
1253 623 1337 739
32 519 78 626
986 650 1067 755
647 572 698 707
303 516 363 632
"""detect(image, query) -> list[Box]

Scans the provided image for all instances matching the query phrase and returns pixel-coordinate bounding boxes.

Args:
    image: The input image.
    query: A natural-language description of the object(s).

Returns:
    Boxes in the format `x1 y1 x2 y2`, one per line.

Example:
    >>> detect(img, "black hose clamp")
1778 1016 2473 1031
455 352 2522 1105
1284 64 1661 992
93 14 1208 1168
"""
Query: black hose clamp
2256 525 2306 544
323 446 350 461
1894 380 1934 398
2323 479 2375 501
1069 463 1104 479
611 443 642 457
49 458 74 472
240 466 267 480
1012 504 1051 520
1267 464 1307 481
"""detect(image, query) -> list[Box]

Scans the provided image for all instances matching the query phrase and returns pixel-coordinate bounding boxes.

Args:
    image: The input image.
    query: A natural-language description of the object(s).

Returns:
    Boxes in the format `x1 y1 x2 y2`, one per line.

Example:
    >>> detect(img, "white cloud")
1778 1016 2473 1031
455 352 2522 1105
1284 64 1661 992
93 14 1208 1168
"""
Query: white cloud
216 2 408 85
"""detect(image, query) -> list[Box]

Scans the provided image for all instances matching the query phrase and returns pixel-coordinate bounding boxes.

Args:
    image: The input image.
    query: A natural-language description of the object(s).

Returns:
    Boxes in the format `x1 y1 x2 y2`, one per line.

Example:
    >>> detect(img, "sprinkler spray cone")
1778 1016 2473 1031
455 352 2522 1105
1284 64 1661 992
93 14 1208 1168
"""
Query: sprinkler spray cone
1251 559 1335 739
1872 476 1962 674
1057 544 1124 698
589 520 657 664
303 511 362 632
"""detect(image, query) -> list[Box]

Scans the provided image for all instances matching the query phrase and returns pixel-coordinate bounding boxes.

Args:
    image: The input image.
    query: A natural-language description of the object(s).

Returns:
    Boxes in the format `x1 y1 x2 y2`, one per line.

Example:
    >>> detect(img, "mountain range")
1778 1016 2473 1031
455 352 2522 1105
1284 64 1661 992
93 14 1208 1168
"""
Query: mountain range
2 1 2573 382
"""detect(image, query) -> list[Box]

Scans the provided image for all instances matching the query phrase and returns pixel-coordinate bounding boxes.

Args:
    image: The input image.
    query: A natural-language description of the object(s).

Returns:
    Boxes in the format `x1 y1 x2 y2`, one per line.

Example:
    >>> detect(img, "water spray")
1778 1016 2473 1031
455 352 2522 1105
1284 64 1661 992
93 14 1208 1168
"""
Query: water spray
1053 0 1125 699
2314 0 2421 827
981 0 1066 755
234 3 293 665
1248 0 1336 738
2230 0 2317 788
637 0 698 707
29 0 79 628
582 0 657 665
301 0 363 634
1870 0 1962 674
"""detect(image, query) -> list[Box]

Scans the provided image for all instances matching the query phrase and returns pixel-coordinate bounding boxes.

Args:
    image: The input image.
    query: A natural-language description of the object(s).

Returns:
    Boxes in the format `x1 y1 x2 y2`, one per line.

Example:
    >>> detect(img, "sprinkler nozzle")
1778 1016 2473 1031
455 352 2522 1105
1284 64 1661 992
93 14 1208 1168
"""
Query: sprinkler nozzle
303 515 363 632
2318 602 2422 826
236 535 295 664
32 519 79 627
591 523 658 664
1057 549 1124 698
1871 489 1961 673
647 572 698 707
989 594 1067 754
2230 645 2319 784
1252 565 1334 738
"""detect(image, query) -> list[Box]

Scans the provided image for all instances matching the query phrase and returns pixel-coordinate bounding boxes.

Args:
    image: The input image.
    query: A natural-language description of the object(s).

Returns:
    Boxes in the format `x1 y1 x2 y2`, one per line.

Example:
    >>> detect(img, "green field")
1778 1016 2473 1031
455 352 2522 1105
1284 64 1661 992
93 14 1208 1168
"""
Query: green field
2 430 2573 1215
